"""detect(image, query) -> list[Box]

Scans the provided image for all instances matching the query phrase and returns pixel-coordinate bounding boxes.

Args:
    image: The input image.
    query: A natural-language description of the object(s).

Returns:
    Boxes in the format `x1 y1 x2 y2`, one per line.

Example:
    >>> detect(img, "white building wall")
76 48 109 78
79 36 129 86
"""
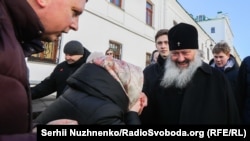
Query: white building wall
199 20 226 44
27 0 219 82
28 0 158 82
60 0 156 68
198 17 236 58
27 62 56 82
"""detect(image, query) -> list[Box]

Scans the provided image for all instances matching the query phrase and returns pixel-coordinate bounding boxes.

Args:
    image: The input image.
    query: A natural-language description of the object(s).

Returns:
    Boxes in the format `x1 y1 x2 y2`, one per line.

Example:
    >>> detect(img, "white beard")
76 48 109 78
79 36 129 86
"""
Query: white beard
160 51 203 89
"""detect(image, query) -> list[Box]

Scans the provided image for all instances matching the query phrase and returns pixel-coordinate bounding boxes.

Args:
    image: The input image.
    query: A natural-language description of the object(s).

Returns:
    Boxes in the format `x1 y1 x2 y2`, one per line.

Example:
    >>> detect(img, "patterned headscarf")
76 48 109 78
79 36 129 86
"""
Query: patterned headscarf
87 52 143 108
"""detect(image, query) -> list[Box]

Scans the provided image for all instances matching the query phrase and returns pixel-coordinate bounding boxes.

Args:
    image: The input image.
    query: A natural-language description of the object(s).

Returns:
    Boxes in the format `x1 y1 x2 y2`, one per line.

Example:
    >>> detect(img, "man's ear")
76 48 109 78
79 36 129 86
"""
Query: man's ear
36 0 48 8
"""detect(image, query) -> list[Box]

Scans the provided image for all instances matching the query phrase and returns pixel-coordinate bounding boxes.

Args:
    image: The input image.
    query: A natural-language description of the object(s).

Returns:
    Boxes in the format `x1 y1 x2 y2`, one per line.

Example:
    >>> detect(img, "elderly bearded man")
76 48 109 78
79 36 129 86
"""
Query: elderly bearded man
140 23 241 125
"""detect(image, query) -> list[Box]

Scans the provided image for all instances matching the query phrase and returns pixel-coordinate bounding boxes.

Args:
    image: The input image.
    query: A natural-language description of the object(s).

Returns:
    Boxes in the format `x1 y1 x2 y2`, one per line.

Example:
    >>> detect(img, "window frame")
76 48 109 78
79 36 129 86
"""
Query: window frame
146 1 153 26
109 40 122 60
146 52 151 66
28 40 60 64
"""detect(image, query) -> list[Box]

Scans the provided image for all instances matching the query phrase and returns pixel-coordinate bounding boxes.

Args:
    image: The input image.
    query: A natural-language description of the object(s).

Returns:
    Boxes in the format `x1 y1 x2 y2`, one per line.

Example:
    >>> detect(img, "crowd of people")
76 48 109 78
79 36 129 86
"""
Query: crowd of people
1 0 250 140
140 23 240 124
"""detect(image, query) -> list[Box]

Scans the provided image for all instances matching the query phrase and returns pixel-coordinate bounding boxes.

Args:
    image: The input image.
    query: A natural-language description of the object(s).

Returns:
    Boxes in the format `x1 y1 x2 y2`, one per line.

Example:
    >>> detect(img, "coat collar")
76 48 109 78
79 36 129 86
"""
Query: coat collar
199 62 213 74
157 55 167 67
4 0 45 56
4 0 44 42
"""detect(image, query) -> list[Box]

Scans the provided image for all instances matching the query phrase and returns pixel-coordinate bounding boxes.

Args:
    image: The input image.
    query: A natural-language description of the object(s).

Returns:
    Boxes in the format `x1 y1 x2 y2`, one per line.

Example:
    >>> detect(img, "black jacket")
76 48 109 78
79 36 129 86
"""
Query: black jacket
141 62 240 124
140 55 166 123
209 54 239 95
142 55 166 96
31 48 90 99
238 56 250 124
34 63 140 125
209 54 240 115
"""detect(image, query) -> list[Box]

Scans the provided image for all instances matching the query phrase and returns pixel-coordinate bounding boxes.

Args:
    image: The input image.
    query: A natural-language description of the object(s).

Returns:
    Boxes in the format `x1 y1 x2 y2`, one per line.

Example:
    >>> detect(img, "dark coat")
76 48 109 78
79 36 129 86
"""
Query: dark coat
142 55 166 96
238 56 250 124
140 55 166 123
209 54 239 95
209 55 241 116
31 48 90 99
141 62 241 124
34 63 140 125
0 0 43 140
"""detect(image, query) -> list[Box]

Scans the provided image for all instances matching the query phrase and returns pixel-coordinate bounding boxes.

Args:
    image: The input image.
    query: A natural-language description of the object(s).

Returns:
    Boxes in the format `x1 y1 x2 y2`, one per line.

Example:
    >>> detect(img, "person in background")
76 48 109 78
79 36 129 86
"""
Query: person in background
209 41 240 111
238 56 250 124
0 0 88 140
31 40 90 100
140 23 240 124
140 29 169 124
150 50 159 64
34 52 147 125
105 48 115 57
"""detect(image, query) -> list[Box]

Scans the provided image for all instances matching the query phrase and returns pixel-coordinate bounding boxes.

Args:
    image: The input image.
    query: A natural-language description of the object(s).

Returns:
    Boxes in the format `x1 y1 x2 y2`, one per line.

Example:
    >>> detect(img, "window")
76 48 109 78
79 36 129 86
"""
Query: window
110 0 122 8
211 27 215 33
146 52 151 66
198 15 206 22
146 1 153 26
109 40 122 59
28 40 60 64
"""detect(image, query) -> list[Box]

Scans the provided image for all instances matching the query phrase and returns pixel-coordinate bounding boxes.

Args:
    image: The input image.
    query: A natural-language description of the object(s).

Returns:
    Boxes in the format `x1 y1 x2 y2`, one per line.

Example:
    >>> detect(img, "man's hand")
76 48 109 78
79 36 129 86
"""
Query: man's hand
32 119 78 133
47 119 78 125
